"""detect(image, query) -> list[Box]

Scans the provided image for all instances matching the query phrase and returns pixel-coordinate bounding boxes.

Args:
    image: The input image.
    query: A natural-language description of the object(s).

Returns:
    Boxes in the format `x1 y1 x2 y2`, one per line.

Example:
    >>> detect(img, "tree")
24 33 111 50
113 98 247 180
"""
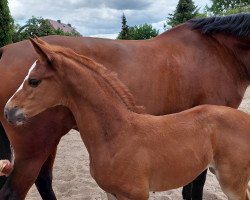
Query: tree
206 0 250 15
13 17 81 42
117 13 130 39
0 0 14 47
13 17 54 42
128 24 159 40
117 14 158 40
166 0 199 28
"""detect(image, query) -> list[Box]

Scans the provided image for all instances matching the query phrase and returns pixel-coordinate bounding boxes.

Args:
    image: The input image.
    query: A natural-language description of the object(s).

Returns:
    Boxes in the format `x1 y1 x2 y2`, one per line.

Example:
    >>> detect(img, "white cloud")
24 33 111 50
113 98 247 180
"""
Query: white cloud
90 33 118 39
9 0 211 37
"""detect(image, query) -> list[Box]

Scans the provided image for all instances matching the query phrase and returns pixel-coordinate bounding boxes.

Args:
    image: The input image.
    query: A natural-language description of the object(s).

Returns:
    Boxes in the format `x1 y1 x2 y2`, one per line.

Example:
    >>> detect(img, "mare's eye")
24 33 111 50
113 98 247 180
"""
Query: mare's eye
28 78 41 88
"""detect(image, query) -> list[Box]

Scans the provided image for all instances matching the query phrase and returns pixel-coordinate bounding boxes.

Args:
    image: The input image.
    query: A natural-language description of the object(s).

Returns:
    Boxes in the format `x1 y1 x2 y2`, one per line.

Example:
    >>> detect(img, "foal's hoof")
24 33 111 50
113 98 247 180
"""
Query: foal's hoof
0 160 13 176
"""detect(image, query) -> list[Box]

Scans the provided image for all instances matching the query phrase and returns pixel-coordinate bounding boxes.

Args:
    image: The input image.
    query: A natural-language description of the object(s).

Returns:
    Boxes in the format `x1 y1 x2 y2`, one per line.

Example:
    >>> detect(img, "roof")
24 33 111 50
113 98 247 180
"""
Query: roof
47 19 76 33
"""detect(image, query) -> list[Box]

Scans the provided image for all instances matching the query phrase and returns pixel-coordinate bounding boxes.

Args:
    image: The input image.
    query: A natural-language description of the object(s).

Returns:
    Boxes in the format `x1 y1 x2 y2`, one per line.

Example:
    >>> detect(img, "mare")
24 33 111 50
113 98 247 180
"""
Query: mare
5 38 250 200
0 13 249 199
0 123 11 186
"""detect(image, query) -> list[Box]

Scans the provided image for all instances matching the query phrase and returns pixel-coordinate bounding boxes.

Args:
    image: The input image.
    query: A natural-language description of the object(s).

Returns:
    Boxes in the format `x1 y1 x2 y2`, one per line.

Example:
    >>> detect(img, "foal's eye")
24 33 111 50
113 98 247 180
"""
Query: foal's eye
28 78 41 88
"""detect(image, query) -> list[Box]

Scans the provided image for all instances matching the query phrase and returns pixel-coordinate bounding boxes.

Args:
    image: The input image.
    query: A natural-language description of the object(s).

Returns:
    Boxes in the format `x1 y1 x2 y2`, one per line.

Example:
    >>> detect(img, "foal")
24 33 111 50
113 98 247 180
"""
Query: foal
5 39 250 200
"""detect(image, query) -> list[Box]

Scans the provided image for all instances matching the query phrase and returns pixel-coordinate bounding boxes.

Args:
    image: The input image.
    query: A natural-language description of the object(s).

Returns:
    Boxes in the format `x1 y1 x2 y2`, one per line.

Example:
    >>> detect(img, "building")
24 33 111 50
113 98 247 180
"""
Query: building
47 19 79 35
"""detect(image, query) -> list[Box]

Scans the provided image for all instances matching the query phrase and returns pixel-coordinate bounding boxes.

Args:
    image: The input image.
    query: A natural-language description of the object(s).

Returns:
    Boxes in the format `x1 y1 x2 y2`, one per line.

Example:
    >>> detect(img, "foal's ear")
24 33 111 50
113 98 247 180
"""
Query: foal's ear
34 35 47 45
29 37 54 63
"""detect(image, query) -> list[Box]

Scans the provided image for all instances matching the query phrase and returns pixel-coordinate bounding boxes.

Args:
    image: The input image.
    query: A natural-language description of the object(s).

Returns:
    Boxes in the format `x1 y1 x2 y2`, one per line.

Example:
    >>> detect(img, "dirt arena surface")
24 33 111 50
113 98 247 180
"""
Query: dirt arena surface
26 88 250 200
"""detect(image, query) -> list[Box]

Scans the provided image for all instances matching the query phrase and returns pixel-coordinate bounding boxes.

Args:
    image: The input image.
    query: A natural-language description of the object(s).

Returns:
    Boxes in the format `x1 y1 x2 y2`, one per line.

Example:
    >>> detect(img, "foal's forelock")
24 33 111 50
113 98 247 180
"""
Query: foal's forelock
6 60 37 104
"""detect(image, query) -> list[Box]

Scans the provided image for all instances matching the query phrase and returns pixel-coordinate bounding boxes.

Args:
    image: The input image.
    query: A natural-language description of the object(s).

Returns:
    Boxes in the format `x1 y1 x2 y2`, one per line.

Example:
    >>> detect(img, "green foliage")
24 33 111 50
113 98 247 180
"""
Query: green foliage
13 16 81 42
117 14 159 40
206 0 250 15
0 0 14 47
117 13 130 39
166 0 199 27
127 24 159 40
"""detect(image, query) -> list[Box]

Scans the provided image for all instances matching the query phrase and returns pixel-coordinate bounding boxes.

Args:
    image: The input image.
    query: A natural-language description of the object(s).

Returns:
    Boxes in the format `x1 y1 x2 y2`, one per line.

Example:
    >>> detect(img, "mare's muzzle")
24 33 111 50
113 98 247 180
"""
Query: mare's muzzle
4 106 26 126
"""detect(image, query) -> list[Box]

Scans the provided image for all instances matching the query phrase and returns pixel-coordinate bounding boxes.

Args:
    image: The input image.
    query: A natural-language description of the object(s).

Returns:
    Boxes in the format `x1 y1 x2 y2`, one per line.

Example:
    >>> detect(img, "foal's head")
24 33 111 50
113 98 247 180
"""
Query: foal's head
4 38 67 125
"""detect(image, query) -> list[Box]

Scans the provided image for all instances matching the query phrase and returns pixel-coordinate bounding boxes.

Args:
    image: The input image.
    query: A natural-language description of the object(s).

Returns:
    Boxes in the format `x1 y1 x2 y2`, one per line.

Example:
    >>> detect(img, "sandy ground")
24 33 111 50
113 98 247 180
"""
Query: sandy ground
25 87 250 200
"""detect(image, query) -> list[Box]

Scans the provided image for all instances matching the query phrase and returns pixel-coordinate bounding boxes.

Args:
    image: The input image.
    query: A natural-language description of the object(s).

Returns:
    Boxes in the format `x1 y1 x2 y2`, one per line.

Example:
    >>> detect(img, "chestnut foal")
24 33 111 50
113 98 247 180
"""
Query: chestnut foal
5 39 250 200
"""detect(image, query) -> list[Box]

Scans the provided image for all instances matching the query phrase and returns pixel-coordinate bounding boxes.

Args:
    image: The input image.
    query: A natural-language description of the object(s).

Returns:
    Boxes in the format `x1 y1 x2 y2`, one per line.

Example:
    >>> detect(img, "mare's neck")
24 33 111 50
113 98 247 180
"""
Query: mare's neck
60 58 132 153
214 34 250 80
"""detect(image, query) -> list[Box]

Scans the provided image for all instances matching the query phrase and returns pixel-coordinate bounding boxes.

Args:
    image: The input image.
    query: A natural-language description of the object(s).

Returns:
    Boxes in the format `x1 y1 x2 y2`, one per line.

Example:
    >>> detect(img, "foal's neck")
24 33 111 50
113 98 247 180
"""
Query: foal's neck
60 55 134 153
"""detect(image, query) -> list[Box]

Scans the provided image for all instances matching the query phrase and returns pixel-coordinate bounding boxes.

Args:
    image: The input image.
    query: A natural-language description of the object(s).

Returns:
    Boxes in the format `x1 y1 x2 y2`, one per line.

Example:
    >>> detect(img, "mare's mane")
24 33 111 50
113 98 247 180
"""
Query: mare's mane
50 45 144 114
0 48 3 60
189 13 250 37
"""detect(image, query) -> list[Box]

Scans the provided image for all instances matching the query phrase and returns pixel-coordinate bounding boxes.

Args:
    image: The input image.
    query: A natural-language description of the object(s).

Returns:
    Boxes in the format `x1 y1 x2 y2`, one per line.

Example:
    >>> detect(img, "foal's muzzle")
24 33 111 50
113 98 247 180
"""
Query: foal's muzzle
4 106 26 126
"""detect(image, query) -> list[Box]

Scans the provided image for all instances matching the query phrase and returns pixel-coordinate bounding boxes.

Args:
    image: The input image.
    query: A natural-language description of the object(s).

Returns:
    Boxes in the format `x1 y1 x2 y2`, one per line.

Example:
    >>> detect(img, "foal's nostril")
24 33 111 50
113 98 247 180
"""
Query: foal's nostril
4 107 25 125
4 108 14 124
4 108 9 121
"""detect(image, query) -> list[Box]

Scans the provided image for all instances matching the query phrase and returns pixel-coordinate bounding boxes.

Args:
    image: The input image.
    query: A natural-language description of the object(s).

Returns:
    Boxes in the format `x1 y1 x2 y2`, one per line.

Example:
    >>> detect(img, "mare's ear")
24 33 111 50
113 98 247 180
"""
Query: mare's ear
29 37 55 64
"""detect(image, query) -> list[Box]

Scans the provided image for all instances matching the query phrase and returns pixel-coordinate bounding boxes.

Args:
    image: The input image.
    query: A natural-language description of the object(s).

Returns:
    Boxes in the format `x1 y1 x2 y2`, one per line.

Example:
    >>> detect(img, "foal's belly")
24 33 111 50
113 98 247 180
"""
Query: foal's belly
149 165 208 192
148 149 213 191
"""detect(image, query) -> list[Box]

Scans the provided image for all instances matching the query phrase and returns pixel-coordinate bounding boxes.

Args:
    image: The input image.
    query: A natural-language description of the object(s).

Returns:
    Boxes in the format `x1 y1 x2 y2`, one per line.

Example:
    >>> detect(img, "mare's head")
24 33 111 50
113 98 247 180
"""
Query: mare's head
4 38 67 125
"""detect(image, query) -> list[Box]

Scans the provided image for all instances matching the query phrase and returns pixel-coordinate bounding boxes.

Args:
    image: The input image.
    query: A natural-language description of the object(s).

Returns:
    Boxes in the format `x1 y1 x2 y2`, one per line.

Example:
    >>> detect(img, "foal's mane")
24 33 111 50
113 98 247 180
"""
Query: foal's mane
189 13 250 37
52 46 144 114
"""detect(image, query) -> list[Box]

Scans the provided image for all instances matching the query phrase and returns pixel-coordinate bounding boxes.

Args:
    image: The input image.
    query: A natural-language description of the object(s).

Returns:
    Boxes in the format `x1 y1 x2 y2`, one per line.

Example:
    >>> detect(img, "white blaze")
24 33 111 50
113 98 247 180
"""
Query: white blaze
6 60 37 105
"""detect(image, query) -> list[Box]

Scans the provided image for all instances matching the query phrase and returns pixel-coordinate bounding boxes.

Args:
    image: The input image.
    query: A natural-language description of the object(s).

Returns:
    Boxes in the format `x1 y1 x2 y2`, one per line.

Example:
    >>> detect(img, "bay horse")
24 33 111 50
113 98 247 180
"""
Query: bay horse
0 13 249 199
5 38 250 200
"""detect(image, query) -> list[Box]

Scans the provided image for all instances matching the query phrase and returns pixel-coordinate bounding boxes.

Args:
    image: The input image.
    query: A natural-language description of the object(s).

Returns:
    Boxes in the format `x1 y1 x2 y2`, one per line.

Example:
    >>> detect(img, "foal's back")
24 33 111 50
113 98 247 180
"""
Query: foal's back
124 105 250 191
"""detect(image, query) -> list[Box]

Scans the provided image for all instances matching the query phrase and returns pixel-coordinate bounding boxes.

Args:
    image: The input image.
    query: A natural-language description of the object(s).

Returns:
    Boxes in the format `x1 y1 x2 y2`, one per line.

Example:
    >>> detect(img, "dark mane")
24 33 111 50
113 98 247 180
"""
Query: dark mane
0 48 3 60
189 13 250 37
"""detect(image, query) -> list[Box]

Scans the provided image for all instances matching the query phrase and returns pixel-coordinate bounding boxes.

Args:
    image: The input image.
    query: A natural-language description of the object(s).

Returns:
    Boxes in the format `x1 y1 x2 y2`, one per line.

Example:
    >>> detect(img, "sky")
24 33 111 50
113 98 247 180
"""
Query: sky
9 0 211 39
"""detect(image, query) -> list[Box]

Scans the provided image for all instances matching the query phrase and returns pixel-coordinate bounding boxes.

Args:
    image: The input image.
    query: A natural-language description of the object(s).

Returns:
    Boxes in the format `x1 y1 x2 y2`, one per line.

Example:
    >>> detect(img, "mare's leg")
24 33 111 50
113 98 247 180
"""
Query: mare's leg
0 154 50 200
191 169 207 200
182 183 192 200
35 149 57 200
0 107 74 199
182 169 207 200
0 121 57 200
0 122 11 189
